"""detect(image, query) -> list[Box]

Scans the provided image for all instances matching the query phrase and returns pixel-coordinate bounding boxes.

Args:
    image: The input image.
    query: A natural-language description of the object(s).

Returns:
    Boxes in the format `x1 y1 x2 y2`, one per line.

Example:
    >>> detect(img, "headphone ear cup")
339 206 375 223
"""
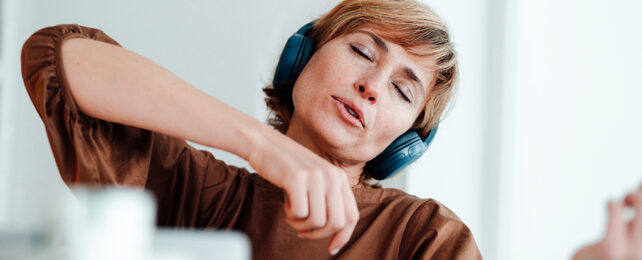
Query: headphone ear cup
293 37 315 79
364 131 428 180
273 31 315 91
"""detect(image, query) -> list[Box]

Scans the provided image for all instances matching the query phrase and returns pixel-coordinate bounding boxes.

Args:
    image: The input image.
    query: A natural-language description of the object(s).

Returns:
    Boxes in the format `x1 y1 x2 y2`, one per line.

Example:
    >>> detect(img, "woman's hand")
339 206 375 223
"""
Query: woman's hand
573 185 642 260
245 127 360 255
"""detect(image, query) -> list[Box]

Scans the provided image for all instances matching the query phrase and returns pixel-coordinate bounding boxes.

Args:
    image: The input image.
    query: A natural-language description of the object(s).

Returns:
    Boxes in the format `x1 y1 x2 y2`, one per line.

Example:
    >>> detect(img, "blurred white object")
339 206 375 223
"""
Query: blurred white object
0 187 155 260
65 187 156 260
0 187 250 260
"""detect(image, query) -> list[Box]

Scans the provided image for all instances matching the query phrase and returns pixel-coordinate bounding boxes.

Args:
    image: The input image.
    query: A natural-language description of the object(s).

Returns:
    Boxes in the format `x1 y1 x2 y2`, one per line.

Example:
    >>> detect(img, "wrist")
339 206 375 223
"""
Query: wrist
232 117 273 164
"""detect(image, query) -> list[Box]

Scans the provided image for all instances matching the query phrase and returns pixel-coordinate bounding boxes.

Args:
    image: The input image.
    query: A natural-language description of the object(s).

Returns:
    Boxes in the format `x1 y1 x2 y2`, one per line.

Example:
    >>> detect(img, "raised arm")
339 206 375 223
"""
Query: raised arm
61 37 261 161
56 34 358 254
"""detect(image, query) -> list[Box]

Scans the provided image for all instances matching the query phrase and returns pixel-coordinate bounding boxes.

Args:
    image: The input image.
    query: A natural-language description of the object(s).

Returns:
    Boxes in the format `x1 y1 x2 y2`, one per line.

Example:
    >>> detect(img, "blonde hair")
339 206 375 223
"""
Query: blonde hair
263 0 457 181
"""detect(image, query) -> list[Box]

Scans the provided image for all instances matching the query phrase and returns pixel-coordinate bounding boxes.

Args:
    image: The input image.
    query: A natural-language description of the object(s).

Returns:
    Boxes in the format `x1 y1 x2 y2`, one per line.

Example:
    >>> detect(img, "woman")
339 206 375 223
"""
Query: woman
21 0 480 258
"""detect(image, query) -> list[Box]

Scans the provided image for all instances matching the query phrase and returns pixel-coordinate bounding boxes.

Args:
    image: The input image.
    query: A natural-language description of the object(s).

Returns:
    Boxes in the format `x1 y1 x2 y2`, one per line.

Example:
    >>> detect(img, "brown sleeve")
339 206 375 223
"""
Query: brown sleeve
20 24 253 228
399 200 482 259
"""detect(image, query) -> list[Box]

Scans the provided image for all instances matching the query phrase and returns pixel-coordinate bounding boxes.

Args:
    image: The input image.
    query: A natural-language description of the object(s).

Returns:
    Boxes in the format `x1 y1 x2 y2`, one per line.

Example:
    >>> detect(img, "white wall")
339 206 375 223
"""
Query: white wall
0 0 20 226
502 0 642 259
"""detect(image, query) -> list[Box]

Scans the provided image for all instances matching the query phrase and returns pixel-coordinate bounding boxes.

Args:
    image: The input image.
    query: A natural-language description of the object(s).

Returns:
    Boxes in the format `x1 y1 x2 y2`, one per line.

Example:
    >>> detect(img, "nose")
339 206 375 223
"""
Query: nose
355 73 386 104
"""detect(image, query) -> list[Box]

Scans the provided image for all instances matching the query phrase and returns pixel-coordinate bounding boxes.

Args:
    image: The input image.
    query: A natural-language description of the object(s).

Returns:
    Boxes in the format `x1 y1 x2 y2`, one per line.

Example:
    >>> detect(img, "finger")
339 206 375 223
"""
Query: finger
328 217 357 255
327 183 359 255
625 190 642 210
605 200 625 238
624 191 642 235
284 180 309 219
298 178 346 239
286 179 326 231
341 180 360 227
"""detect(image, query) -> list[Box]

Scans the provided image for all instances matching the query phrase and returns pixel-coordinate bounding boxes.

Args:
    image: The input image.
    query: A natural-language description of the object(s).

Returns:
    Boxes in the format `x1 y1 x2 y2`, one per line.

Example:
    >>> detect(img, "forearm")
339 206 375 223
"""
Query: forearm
61 38 265 160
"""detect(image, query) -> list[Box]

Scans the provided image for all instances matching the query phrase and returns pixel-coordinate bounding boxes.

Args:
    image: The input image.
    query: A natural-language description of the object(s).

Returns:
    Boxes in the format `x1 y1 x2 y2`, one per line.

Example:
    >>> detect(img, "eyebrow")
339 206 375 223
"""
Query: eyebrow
356 30 389 53
403 67 425 96
355 30 426 97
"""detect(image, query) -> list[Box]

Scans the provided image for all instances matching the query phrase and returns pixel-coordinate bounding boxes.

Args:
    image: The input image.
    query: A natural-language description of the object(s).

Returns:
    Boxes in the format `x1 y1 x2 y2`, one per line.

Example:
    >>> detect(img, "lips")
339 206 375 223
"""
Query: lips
331 95 365 128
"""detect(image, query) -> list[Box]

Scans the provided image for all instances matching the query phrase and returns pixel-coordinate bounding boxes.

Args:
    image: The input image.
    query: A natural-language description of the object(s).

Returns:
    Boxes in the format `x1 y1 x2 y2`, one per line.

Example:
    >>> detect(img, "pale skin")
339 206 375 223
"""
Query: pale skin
60 26 435 255
573 185 642 260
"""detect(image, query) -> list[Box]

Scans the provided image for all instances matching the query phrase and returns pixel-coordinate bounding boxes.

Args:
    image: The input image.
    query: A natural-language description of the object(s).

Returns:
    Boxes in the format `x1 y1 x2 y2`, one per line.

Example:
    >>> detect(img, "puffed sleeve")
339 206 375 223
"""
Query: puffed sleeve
21 24 152 187
398 200 482 259
20 24 253 228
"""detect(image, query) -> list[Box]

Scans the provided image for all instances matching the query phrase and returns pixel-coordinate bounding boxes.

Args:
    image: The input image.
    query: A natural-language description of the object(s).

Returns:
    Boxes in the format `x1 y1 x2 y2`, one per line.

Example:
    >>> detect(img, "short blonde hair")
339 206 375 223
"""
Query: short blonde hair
264 0 457 146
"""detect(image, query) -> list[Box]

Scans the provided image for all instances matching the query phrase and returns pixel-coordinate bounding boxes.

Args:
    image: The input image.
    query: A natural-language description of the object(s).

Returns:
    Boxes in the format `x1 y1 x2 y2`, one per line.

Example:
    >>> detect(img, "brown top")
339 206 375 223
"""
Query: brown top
20 24 482 260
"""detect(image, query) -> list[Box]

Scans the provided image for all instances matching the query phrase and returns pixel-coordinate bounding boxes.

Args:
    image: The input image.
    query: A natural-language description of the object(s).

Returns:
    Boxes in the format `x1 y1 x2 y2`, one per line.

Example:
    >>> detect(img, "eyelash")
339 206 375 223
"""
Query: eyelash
350 44 411 103
350 44 373 62
393 83 411 103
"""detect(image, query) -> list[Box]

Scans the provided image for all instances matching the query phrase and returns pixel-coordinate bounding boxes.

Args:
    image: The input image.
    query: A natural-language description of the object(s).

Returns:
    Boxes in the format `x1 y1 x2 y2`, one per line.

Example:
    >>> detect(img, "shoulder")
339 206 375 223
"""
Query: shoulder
403 197 476 250
359 188 480 259
353 186 463 223
353 187 472 237
408 197 466 228
401 198 480 259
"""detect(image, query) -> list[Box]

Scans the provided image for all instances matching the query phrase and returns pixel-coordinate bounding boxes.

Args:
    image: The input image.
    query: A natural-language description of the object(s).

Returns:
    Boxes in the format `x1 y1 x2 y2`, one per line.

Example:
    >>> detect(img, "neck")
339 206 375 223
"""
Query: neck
285 115 366 188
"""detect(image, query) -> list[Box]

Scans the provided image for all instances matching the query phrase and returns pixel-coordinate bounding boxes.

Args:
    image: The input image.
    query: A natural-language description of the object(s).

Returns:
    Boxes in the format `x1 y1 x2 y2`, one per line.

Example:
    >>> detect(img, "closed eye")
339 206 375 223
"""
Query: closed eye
393 82 411 103
350 44 373 62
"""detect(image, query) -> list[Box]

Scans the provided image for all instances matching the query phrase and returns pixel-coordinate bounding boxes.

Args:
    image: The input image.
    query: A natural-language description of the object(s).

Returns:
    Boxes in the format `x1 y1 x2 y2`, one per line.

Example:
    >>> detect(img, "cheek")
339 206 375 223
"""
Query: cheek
292 52 355 106
309 55 354 88
371 105 418 146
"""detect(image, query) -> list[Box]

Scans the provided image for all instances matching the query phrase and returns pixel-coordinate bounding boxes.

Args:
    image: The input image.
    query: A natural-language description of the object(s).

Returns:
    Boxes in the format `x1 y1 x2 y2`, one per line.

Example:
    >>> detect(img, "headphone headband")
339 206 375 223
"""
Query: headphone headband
296 21 315 35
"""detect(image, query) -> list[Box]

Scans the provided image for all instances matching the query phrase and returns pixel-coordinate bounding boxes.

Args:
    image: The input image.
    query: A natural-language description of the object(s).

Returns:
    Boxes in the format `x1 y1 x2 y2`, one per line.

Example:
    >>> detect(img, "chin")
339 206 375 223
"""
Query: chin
310 118 376 163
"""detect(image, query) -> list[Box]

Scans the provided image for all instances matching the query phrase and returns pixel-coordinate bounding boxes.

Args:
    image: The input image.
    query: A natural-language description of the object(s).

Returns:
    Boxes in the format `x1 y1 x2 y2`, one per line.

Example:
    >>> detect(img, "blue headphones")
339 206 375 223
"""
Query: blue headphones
273 22 439 180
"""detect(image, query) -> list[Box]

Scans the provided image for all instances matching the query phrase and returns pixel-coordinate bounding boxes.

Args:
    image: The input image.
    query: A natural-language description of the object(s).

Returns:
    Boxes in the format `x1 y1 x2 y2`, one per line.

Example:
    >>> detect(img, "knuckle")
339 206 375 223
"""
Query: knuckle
331 169 344 181
325 171 340 186
310 170 324 183
310 217 326 229
284 174 304 189
328 218 346 231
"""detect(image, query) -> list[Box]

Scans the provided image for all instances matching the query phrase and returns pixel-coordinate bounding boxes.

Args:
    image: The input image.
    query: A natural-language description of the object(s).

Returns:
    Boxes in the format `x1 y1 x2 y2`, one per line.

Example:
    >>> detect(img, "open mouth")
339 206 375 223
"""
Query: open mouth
331 96 365 128
344 105 360 120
